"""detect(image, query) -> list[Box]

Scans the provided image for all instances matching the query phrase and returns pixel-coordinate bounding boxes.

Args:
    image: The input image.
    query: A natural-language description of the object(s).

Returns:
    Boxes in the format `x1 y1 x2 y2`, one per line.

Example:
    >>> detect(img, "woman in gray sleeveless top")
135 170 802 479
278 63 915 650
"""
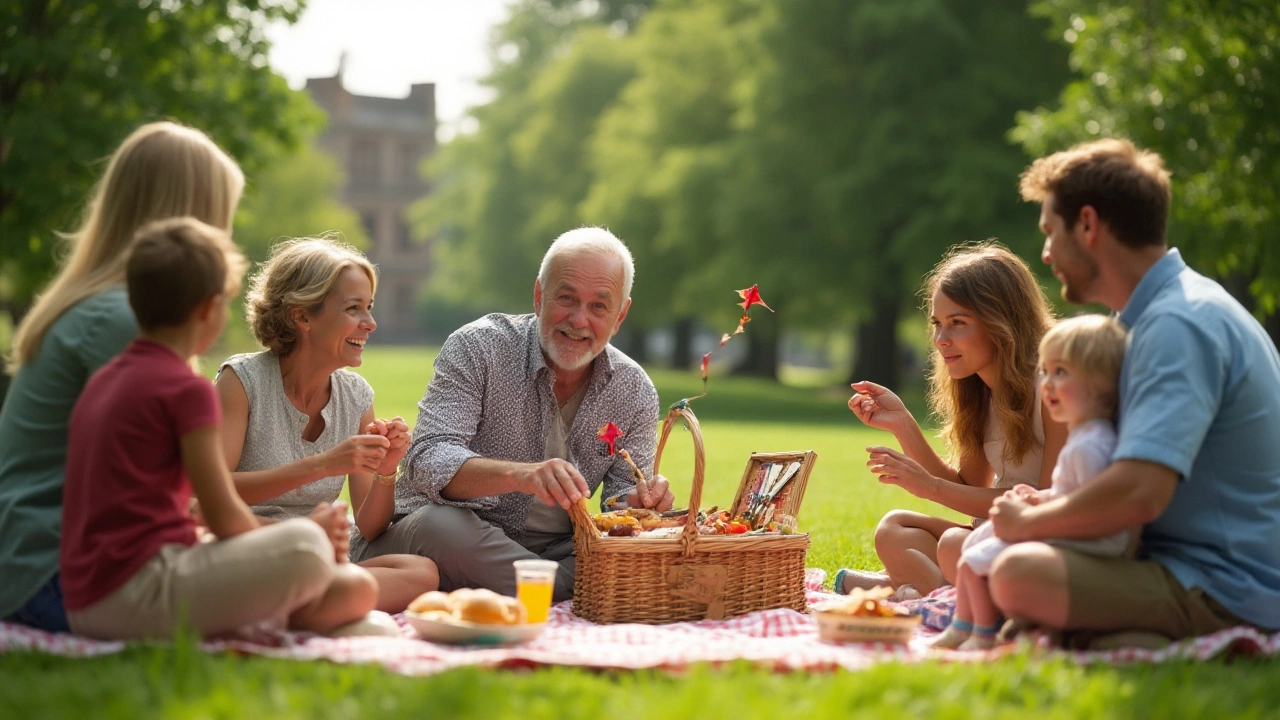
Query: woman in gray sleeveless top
836 244 1067 598
216 237 437 613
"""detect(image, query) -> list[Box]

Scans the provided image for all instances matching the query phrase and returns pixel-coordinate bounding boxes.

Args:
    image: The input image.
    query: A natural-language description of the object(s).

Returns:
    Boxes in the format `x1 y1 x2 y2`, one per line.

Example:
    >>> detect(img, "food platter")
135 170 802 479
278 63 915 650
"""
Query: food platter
813 609 921 645
405 612 546 646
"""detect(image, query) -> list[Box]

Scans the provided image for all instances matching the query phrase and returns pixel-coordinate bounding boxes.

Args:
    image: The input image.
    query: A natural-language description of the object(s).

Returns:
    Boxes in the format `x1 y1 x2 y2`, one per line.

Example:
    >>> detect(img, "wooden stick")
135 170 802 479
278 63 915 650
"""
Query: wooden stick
617 449 650 506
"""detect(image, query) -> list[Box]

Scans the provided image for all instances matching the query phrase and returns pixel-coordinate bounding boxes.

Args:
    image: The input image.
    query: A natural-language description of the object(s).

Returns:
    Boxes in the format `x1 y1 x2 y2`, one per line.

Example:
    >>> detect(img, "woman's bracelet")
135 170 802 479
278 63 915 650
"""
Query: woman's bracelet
374 468 399 486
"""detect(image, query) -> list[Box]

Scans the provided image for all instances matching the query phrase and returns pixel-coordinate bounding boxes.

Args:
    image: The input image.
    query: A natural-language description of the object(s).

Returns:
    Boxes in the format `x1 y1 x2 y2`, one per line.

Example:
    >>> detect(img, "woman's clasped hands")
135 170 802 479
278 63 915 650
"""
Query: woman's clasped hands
318 416 410 478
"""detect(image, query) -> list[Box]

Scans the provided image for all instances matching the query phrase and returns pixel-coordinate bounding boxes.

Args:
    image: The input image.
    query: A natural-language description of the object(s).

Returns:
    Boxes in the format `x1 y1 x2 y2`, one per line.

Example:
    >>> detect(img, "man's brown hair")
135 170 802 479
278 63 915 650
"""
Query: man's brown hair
1019 138 1171 248
126 217 247 329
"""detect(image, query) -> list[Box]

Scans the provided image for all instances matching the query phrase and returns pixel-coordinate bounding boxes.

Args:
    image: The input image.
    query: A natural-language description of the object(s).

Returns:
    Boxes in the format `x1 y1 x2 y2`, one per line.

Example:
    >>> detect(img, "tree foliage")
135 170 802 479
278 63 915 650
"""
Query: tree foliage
0 0 318 310
233 139 370 263
413 1 636 317
1013 0 1280 316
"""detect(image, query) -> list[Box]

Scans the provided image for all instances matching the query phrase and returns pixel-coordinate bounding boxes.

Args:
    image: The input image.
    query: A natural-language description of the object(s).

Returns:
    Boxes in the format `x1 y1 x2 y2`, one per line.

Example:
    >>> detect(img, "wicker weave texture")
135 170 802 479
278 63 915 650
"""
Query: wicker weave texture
570 406 812 624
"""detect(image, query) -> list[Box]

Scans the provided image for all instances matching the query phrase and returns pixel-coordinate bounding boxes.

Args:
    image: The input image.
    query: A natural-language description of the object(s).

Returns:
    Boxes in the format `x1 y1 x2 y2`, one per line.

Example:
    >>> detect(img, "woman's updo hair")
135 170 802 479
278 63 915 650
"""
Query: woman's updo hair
245 236 377 356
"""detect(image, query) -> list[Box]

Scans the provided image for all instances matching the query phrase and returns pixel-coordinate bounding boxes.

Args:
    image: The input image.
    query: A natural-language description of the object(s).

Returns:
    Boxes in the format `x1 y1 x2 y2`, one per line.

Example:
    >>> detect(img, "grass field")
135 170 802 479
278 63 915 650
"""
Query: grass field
5 345 1278 719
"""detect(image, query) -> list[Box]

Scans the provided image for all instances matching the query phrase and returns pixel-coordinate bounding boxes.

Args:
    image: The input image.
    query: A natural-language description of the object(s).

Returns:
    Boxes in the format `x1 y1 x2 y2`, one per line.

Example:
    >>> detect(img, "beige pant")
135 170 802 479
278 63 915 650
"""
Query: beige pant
69 519 335 640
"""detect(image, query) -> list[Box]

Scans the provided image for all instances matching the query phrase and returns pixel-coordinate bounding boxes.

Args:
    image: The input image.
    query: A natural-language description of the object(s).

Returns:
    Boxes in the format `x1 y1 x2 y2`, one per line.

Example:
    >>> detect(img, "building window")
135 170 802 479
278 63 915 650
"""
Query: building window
351 139 381 186
360 212 379 248
396 220 414 252
399 143 421 184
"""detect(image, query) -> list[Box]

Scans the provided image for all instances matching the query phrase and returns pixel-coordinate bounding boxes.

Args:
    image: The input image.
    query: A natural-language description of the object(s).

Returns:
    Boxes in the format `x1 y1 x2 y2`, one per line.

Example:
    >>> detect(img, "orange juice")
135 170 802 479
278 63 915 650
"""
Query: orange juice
517 579 554 623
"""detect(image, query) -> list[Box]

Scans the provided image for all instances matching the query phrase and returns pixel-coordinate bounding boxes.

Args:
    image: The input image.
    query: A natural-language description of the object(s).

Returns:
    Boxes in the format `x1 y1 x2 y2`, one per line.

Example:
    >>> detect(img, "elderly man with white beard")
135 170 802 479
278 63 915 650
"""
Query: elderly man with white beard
351 228 673 601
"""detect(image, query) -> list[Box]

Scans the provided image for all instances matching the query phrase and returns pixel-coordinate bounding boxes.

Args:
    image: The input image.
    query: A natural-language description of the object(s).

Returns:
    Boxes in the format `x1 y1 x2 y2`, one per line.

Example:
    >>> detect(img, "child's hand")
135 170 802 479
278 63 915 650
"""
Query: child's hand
848 382 911 433
366 417 411 476
309 501 351 564
1004 483 1042 505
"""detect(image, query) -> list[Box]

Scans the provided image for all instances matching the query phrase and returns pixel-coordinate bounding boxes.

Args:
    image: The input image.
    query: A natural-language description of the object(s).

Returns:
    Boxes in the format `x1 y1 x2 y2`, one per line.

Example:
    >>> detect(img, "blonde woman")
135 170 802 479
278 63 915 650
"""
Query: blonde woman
0 121 244 632
216 238 438 613
836 243 1067 597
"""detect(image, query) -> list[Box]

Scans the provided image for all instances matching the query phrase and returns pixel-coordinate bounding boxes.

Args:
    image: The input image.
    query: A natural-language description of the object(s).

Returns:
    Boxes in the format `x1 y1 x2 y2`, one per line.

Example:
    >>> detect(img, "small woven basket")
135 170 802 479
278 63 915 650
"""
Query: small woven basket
569 405 813 624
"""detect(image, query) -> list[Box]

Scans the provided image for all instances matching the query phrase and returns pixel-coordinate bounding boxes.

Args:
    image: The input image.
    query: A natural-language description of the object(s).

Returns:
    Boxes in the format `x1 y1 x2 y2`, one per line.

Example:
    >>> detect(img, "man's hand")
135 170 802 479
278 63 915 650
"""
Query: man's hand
625 473 675 512
515 459 591 509
989 494 1036 543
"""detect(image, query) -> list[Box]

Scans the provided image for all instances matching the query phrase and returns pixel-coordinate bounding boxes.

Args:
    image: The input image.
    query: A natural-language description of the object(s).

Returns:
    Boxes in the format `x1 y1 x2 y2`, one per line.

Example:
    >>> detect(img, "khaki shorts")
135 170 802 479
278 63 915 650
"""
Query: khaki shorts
1063 550 1245 640
68 519 335 640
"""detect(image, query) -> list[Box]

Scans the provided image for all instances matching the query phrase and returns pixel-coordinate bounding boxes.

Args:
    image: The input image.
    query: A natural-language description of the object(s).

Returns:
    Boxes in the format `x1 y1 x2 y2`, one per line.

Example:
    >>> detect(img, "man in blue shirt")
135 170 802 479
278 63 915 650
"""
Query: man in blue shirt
988 138 1280 642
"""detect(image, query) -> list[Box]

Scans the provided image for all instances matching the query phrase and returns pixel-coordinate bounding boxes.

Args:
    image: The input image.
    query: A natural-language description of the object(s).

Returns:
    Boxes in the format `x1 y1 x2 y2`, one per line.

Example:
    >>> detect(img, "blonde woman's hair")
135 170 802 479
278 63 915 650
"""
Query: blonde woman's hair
8 121 243 371
1039 314 1128 418
924 241 1056 467
245 236 378 356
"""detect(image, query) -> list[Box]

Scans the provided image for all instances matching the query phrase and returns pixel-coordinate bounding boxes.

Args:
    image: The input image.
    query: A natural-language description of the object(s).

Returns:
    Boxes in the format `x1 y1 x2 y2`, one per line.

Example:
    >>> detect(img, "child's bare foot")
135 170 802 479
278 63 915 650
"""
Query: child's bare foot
327 610 401 638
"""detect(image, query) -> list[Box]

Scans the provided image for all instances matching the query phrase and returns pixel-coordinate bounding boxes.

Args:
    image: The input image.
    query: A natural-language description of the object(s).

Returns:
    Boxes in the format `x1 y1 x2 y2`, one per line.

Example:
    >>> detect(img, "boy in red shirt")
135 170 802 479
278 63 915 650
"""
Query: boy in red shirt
61 217 378 639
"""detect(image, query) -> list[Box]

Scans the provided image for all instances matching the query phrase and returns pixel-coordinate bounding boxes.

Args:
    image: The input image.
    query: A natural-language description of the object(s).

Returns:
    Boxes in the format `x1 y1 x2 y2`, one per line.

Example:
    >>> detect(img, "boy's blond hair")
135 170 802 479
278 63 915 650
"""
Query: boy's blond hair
126 217 247 330
1039 314 1128 417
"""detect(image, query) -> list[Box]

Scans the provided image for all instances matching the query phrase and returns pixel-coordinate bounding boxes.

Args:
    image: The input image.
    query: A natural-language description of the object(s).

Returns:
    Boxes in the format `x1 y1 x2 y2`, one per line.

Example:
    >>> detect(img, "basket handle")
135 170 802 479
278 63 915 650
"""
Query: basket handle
568 405 706 555
653 405 706 555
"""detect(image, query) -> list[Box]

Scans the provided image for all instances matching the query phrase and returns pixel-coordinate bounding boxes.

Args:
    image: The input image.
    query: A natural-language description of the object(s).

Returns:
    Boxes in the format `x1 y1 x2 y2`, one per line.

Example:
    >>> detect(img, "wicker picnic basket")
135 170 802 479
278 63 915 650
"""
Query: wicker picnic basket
569 405 816 624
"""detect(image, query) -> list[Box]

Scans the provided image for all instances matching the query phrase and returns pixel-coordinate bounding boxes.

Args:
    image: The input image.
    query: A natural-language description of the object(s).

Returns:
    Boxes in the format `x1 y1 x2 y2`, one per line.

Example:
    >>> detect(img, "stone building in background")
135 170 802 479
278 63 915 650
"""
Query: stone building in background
305 63 435 343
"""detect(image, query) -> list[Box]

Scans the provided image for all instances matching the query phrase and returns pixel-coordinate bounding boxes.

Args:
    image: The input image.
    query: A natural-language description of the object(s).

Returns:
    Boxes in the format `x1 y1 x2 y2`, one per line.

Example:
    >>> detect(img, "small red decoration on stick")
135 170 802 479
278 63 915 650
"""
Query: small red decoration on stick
673 285 771 410
719 284 774 346
597 422 625 455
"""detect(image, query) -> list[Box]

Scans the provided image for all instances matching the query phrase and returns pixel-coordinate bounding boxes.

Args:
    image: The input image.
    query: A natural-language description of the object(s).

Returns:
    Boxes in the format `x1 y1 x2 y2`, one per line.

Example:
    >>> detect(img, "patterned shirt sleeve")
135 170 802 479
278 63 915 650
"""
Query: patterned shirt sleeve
401 328 491 510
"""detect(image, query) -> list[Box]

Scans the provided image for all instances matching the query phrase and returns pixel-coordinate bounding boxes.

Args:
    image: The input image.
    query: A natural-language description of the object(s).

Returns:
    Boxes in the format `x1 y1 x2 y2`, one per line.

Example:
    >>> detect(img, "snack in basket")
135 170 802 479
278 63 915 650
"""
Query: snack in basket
408 588 528 626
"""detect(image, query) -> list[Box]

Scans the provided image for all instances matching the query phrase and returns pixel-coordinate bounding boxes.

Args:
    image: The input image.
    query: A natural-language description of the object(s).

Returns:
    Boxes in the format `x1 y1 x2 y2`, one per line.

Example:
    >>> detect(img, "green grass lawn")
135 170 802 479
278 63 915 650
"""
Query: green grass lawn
7 345 1278 718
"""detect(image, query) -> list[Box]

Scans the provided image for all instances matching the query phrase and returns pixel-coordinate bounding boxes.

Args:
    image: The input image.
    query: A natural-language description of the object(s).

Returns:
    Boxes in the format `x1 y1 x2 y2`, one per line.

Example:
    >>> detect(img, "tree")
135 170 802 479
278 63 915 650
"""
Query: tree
1012 0 1280 337
0 1 317 321
233 139 371 264
582 0 758 369
414 1 642 326
722 0 1069 383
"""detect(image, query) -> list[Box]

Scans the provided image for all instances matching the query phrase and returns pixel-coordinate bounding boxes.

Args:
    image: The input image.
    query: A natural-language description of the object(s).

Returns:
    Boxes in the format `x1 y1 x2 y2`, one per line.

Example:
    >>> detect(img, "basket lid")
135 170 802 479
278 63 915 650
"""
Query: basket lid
729 450 817 523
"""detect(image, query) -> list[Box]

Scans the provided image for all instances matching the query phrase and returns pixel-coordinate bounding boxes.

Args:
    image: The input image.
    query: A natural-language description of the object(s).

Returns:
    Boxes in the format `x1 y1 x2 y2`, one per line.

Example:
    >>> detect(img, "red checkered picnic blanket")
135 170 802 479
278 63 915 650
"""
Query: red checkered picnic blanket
3 571 1277 675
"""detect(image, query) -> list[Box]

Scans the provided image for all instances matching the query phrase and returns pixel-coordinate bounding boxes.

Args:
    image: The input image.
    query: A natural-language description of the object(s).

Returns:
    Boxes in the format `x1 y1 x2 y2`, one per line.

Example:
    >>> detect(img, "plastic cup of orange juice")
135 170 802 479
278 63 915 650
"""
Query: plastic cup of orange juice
513 559 558 624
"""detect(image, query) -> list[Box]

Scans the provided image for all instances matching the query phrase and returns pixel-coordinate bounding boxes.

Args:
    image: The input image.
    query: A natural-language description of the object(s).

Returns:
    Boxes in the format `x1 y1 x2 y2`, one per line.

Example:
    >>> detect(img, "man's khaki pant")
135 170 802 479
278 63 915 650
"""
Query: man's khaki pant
352 504 576 602
69 519 335 640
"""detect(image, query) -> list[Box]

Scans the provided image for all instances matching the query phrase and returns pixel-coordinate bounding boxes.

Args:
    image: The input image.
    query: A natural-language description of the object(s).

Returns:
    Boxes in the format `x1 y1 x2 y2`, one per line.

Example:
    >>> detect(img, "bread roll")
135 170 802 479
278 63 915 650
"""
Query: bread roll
408 590 451 614
451 588 523 625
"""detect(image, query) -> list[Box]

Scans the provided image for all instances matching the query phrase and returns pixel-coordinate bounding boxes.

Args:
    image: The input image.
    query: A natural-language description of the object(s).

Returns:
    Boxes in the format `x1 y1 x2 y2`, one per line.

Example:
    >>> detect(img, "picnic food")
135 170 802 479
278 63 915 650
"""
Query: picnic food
408 588 528 626
814 586 910 618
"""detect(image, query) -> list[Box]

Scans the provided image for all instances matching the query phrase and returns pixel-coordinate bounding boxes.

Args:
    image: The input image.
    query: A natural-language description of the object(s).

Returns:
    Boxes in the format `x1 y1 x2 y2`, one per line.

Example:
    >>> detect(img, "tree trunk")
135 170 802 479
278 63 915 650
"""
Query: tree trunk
733 308 779 379
847 243 903 389
618 323 648 363
1265 310 1280 353
671 317 695 370
847 290 901 389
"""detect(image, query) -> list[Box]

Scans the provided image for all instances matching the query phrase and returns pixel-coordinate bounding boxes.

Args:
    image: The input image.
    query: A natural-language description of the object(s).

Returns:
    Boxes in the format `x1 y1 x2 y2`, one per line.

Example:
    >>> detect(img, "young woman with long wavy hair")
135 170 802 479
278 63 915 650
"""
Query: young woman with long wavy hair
836 242 1067 597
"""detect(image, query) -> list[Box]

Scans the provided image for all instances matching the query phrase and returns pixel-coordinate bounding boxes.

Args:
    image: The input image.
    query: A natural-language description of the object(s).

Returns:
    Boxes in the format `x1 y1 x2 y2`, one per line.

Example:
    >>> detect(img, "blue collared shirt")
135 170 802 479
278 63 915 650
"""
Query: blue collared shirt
1117 249 1280 629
